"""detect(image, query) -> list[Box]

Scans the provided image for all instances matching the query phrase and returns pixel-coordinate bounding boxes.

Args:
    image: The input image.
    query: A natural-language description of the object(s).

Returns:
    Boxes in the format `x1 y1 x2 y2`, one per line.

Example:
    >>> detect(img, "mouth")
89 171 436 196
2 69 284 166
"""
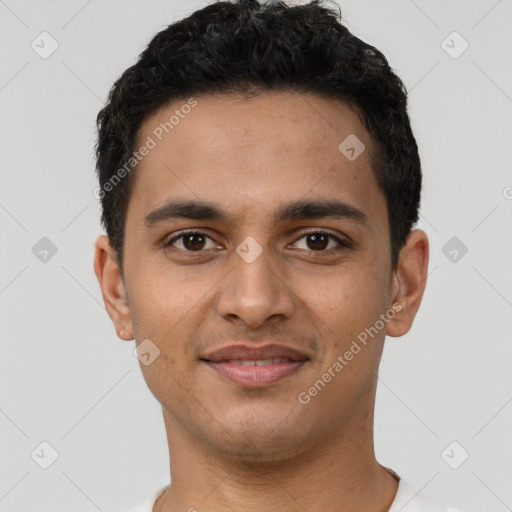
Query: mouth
200 344 310 388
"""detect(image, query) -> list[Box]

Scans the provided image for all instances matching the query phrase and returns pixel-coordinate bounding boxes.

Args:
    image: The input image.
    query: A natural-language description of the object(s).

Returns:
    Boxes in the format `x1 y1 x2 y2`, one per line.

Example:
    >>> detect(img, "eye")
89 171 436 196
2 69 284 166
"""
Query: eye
164 230 219 252
291 230 351 253
163 229 352 256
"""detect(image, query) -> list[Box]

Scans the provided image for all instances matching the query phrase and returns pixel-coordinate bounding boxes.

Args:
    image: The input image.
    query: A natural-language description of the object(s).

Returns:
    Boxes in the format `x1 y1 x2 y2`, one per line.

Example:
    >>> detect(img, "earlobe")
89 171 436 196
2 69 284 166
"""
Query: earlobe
93 235 134 341
386 229 429 338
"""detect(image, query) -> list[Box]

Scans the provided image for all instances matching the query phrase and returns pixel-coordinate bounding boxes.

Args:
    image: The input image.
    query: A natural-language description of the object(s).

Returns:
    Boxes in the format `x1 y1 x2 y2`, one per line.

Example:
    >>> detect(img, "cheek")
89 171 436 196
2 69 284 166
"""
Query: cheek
125 261 181 338
130 281 199 340
127 270 202 400
301 264 387 338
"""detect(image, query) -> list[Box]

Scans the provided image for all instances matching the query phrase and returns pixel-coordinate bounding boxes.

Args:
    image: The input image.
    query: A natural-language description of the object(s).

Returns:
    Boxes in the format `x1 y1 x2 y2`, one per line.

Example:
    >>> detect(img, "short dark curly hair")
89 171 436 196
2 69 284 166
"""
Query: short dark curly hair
95 0 421 271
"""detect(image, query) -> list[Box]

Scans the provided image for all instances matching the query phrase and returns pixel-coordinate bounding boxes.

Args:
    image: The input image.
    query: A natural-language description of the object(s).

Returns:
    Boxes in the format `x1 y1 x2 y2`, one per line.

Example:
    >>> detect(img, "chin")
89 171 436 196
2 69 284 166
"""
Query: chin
208 413 314 464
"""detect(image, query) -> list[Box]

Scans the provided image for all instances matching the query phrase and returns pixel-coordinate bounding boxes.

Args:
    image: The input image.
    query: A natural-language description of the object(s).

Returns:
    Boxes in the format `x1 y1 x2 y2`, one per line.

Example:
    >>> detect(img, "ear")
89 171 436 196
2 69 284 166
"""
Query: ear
386 229 429 337
93 235 134 341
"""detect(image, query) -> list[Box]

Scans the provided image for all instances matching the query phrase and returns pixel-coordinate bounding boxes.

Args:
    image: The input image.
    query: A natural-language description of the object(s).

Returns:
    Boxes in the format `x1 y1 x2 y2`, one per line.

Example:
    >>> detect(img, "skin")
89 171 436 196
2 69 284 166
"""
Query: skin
94 91 429 512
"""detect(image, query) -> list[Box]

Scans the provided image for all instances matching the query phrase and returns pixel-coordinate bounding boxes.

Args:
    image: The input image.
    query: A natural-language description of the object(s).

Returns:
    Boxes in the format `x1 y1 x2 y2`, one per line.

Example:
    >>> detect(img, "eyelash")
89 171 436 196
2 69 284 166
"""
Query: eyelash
163 229 352 256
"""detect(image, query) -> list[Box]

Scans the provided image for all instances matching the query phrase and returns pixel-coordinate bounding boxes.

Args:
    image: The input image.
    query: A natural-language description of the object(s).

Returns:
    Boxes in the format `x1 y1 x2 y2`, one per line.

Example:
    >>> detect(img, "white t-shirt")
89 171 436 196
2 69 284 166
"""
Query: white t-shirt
126 469 462 512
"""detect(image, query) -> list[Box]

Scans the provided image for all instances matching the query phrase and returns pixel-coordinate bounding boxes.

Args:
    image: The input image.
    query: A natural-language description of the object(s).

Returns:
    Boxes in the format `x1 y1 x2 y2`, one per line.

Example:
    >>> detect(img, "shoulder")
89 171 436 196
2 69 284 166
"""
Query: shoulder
387 469 465 512
122 485 169 512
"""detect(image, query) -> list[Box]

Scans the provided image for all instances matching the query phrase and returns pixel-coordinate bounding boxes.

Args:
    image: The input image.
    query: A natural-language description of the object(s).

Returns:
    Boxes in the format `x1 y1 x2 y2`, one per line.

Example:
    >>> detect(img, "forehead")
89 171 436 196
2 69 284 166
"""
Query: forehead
128 91 386 227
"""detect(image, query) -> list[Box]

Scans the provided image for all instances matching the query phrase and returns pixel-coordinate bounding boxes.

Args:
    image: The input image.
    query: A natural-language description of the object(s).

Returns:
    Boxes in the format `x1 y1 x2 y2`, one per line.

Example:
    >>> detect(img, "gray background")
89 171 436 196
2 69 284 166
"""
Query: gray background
1 0 511 511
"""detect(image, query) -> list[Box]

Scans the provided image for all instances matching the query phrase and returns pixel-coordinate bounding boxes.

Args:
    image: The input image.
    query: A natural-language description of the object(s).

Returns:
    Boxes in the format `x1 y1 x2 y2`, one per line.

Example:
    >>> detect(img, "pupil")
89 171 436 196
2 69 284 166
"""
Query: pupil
308 233 327 250
184 234 205 251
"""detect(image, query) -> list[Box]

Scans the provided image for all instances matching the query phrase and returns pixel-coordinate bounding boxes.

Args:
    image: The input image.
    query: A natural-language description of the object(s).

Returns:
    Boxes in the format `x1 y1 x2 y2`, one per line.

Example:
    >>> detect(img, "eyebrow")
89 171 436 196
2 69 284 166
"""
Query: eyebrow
143 198 368 227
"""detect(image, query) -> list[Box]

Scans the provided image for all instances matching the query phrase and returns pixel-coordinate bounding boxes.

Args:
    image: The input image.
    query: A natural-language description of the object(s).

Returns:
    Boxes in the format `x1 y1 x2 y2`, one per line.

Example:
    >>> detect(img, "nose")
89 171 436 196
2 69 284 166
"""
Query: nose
216 242 295 330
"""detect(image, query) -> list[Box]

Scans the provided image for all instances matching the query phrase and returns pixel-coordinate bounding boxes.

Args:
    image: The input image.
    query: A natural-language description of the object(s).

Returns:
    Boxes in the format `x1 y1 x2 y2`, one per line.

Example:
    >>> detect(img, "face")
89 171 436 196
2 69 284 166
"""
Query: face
95 91 428 462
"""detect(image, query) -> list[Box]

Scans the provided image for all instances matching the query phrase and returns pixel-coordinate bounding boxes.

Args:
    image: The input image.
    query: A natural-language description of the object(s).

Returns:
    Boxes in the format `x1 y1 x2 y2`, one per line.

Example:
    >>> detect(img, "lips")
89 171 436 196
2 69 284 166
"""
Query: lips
202 344 309 362
201 344 309 387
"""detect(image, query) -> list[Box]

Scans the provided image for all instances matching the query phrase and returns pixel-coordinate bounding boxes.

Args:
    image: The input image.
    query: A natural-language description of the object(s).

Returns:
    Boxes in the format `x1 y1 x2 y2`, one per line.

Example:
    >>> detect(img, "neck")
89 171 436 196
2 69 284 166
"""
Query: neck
153 390 399 512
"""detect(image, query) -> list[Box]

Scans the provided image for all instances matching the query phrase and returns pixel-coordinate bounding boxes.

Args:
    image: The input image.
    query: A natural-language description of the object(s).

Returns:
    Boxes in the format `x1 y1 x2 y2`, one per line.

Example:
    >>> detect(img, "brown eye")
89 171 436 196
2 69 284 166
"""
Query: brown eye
292 231 350 253
182 233 206 251
165 231 217 252
305 233 329 251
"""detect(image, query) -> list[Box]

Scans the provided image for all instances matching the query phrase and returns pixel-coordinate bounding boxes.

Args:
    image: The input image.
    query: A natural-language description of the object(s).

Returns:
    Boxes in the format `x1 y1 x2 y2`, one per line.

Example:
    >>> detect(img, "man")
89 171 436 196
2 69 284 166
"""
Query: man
93 1 461 511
